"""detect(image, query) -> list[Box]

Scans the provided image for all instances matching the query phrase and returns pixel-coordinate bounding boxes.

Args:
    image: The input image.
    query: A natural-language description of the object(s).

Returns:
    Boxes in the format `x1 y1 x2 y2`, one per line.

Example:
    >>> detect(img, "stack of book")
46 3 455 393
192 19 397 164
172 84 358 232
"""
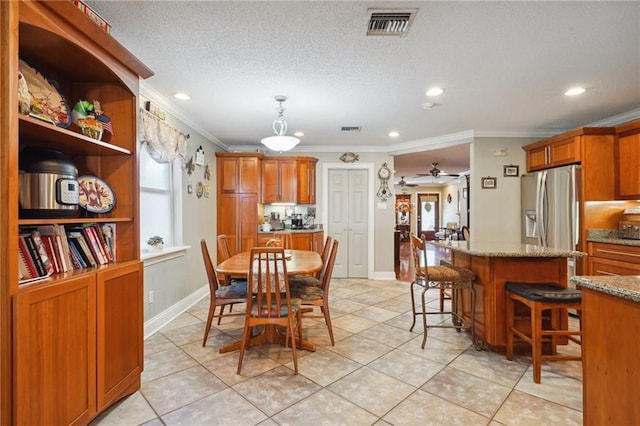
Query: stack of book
18 223 116 285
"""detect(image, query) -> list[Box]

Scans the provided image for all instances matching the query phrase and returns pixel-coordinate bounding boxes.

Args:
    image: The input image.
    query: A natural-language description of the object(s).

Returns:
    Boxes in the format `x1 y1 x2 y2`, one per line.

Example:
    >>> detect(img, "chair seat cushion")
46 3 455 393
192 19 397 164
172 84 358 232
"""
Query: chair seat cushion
215 280 247 299
251 297 301 317
290 285 324 301
289 276 321 287
417 265 470 282
505 282 582 303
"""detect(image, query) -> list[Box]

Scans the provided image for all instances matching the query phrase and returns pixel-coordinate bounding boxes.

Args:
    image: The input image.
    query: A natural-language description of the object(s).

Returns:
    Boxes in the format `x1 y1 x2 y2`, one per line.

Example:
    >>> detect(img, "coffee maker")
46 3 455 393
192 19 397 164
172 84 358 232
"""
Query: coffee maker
291 214 304 229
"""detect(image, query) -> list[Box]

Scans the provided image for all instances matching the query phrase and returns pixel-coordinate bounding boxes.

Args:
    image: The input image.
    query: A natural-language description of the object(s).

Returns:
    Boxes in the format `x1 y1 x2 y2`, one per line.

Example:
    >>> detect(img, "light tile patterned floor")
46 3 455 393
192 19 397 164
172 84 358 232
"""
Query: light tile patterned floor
91 278 582 426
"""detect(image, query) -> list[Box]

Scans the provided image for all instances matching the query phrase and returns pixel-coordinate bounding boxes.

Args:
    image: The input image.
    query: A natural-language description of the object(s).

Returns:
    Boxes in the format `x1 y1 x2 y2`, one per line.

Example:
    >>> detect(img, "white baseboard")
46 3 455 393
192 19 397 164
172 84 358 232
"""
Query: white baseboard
143 285 208 339
370 271 398 280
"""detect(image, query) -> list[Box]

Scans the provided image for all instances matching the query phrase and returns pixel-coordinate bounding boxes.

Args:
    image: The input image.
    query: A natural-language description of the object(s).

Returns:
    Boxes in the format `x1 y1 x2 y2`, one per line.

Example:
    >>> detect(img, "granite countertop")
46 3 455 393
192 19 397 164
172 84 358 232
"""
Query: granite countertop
571 275 640 303
586 229 640 247
429 240 587 258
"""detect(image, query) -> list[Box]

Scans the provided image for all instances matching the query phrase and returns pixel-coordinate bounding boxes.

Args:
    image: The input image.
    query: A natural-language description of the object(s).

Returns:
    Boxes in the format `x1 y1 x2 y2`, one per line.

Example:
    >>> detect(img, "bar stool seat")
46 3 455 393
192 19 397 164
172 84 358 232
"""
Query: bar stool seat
505 282 582 384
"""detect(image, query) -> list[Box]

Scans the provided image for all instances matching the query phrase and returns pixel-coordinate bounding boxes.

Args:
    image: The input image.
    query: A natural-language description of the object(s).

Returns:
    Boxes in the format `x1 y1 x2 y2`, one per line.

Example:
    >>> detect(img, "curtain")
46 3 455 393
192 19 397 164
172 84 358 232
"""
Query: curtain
139 108 188 163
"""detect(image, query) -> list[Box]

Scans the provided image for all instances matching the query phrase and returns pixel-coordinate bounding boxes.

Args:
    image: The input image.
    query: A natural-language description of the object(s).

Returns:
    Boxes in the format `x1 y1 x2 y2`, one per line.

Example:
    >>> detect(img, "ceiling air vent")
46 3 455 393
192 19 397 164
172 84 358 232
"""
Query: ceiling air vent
341 126 361 133
367 9 418 37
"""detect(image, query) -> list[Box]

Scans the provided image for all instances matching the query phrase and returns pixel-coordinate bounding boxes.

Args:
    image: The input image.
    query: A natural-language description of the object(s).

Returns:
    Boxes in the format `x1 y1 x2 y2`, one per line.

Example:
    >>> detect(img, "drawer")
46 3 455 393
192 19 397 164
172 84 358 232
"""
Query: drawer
589 257 640 276
589 242 640 263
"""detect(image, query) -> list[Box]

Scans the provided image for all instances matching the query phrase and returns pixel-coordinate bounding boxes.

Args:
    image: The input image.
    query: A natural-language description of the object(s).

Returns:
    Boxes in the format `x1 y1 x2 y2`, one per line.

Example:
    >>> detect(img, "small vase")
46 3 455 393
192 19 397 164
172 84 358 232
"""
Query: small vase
148 243 163 252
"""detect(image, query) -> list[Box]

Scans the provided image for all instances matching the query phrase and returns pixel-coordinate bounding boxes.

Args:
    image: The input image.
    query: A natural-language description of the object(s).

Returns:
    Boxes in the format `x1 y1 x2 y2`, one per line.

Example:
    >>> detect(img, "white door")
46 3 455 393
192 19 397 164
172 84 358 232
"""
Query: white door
328 169 368 277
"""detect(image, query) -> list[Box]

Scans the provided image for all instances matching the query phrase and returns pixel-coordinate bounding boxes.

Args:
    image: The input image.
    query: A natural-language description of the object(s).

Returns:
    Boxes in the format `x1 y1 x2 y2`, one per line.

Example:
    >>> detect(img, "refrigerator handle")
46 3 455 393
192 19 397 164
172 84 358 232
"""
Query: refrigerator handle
569 166 579 249
536 170 547 246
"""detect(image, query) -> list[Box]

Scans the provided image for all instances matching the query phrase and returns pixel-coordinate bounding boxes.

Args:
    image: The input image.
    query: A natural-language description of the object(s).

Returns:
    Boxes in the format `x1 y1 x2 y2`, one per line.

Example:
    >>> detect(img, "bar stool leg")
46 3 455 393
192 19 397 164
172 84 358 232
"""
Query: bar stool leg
506 294 515 361
409 280 418 332
421 286 429 349
532 303 543 384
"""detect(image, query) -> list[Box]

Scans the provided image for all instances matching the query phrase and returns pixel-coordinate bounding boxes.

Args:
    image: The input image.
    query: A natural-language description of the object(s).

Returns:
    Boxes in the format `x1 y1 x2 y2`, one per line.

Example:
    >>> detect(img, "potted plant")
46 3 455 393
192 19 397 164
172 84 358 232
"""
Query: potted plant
146 235 164 251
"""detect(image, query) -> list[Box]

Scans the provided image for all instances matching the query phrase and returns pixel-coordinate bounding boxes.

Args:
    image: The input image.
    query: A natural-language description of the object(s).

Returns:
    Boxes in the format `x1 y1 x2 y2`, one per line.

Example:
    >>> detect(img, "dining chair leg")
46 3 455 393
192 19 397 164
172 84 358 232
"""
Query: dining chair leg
237 323 251 374
289 316 299 375
217 305 225 325
202 305 215 347
321 306 335 346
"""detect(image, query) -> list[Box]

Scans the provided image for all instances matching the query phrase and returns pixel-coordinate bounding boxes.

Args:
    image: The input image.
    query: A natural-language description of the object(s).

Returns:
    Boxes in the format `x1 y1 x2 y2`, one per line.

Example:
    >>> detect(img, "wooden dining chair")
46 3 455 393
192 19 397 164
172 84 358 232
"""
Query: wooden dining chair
291 239 339 346
237 247 303 374
273 231 293 249
217 234 233 261
200 239 247 346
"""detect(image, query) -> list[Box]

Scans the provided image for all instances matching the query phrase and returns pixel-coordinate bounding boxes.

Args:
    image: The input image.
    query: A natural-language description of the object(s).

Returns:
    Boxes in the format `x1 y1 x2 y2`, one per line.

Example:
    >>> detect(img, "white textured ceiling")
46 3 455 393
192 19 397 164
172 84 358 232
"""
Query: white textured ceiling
87 1 640 182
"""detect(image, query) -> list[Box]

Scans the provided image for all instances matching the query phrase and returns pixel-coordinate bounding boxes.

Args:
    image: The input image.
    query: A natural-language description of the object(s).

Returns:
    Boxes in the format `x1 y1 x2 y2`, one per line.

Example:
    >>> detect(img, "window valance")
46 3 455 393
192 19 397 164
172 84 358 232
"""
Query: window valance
139 108 188 163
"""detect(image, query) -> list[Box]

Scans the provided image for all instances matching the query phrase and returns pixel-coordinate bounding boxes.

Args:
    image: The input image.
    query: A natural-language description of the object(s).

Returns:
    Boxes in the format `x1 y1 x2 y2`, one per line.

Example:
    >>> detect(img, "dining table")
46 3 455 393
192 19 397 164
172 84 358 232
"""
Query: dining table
215 249 322 353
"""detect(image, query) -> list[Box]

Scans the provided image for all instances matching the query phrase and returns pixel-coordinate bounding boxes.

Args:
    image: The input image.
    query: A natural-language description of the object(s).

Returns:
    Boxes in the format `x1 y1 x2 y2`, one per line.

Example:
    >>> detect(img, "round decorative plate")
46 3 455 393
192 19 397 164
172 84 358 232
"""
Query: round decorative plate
77 175 116 213
19 59 71 128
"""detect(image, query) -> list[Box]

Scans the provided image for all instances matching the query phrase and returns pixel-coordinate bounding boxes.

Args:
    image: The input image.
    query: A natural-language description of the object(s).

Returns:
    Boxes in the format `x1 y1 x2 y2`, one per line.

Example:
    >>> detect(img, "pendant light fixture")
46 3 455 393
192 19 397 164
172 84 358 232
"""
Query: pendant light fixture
261 95 300 152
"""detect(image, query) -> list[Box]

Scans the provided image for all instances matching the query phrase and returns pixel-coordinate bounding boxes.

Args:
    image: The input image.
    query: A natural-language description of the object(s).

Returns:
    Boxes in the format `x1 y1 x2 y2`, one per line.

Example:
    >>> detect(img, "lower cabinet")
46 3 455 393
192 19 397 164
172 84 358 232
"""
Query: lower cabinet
13 261 143 425
258 232 324 253
588 242 640 275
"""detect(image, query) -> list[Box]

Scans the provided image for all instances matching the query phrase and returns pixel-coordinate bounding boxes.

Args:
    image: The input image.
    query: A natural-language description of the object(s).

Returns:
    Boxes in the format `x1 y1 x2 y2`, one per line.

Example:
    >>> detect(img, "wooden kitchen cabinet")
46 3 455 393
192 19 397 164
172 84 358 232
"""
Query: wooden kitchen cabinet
297 157 317 204
218 193 259 259
262 158 297 203
291 232 324 253
217 153 261 194
2 2 151 423
588 242 640 275
523 127 615 173
614 119 640 200
14 274 97 425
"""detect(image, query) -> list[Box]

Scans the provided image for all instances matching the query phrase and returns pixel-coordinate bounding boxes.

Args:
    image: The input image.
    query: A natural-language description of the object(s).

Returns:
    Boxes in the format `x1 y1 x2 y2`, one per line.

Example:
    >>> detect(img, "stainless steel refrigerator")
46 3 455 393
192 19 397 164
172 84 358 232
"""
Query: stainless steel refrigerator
521 164 580 279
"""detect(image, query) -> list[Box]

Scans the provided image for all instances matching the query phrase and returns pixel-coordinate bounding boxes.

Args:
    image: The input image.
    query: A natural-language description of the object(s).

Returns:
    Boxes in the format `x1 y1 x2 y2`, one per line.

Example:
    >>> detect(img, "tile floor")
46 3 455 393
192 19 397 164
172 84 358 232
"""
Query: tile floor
91 278 583 426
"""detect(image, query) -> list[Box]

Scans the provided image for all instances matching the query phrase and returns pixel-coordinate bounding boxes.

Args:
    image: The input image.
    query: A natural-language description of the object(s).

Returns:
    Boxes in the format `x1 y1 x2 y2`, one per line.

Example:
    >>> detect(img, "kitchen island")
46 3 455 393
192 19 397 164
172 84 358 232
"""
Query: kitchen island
570 275 640 426
430 240 586 349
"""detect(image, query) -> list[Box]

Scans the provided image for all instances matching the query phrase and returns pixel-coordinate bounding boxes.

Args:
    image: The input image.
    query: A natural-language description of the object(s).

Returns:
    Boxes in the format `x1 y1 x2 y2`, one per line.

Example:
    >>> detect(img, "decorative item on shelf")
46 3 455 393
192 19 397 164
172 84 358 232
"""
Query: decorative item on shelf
340 152 360 163
19 59 71 127
503 164 519 177
261 95 300 152
144 100 165 120
73 0 112 33
17 71 30 115
77 175 115 214
72 100 113 140
481 176 497 189
146 235 164 252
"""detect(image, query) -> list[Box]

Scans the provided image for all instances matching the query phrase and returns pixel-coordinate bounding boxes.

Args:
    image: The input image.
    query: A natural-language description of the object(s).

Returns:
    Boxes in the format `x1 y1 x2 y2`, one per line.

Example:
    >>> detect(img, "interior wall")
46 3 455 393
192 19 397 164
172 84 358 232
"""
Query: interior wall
140 94 223 323
470 137 537 243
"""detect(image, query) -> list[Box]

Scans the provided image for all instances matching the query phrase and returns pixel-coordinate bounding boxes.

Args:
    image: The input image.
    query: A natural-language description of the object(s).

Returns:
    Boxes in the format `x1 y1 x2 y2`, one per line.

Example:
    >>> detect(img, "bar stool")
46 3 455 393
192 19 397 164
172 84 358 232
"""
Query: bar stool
409 234 482 349
505 282 582 384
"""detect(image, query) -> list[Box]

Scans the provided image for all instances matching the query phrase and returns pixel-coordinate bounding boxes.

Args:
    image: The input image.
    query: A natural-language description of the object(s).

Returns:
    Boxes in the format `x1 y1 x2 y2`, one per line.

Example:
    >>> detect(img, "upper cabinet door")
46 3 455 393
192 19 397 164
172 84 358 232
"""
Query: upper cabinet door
297 158 317 204
615 121 640 200
217 154 261 194
262 158 297 203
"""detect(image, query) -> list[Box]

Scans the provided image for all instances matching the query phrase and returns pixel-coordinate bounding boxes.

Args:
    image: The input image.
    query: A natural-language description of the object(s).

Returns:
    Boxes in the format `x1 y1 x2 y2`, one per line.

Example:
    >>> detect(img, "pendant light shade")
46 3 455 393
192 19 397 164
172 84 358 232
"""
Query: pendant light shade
261 95 300 152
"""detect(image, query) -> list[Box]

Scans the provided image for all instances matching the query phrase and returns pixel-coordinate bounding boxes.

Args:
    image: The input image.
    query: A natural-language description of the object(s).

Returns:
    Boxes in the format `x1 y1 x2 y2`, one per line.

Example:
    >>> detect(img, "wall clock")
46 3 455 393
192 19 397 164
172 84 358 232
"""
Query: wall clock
376 162 392 200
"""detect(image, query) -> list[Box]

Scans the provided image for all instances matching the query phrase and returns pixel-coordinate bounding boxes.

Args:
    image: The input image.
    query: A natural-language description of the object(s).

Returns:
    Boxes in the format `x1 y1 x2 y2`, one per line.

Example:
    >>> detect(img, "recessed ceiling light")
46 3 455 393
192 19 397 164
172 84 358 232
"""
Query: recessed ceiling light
388 131 399 138
421 102 436 109
293 131 304 137
173 92 191 100
426 87 444 97
564 87 586 96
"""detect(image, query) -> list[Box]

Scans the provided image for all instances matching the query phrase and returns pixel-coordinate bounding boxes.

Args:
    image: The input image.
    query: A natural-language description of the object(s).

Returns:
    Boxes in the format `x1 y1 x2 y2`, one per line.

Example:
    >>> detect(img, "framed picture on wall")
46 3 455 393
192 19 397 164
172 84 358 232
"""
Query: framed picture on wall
503 165 519 177
481 176 497 189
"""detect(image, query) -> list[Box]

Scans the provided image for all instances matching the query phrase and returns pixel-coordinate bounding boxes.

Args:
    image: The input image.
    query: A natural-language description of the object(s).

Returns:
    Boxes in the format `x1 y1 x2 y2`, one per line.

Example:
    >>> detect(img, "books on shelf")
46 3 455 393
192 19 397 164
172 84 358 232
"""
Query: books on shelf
17 222 118 285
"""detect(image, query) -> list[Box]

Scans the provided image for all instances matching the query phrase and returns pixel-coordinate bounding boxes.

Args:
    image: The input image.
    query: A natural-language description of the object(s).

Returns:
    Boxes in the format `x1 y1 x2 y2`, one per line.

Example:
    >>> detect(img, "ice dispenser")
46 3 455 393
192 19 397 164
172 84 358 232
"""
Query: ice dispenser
524 210 538 239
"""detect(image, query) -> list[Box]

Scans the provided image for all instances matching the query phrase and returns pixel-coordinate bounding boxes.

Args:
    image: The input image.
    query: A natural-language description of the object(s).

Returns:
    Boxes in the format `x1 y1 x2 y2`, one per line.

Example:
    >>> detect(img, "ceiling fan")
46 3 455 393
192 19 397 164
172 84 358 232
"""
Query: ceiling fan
398 176 419 187
417 162 460 178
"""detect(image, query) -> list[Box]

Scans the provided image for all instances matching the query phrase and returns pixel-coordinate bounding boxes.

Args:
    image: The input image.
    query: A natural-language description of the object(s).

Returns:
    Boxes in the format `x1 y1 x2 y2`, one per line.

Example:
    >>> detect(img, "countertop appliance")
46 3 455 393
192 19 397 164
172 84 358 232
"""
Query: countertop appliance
291 214 304 229
521 164 580 279
19 147 79 218
619 208 640 240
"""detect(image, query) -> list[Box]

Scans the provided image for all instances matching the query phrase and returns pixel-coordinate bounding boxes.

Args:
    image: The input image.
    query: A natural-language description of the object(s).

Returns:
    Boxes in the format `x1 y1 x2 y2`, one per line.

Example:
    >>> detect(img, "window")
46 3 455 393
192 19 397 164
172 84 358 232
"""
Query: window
139 144 182 248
